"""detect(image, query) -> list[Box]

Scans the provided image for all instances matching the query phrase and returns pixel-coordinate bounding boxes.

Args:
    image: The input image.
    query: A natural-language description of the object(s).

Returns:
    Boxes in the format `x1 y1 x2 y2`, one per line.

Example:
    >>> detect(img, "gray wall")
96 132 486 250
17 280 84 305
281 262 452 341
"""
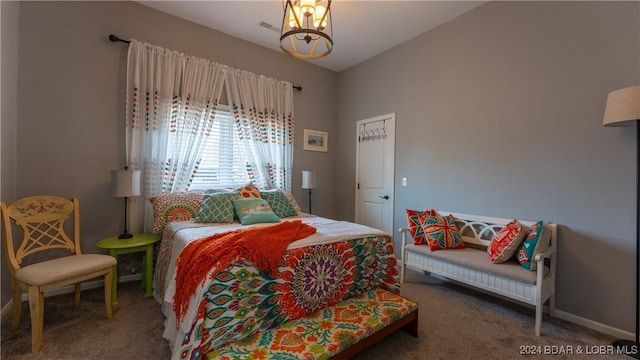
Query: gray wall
1 1 337 310
3 0 639 338
1 1 20 306
337 1 639 334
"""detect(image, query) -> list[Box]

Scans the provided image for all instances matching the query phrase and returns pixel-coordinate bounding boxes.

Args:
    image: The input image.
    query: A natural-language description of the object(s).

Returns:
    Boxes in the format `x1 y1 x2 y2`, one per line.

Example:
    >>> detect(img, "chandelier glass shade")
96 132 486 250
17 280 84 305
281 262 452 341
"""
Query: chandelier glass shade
280 0 333 60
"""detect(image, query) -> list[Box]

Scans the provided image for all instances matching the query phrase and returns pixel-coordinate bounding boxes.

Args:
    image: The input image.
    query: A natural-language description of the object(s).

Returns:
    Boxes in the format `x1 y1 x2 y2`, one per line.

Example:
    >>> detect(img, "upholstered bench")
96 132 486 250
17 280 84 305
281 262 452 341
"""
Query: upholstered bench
206 288 418 360
401 211 557 336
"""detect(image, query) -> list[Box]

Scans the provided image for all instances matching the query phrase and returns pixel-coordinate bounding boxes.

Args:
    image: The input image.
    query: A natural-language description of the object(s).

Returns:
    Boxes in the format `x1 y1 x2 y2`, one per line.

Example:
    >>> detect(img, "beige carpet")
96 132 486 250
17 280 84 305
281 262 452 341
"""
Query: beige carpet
1 269 628 359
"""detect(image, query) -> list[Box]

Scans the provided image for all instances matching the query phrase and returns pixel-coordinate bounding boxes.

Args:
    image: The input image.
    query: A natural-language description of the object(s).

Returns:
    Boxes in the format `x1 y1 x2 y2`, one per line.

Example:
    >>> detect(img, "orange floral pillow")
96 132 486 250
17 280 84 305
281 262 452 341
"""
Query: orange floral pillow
150 192 204 234
235 183 261 198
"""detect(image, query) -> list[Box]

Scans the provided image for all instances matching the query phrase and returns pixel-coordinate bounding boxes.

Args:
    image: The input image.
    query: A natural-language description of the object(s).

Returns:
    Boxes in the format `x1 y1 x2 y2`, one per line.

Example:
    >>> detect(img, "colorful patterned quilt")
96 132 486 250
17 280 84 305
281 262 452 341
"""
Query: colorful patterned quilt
152 217 400 360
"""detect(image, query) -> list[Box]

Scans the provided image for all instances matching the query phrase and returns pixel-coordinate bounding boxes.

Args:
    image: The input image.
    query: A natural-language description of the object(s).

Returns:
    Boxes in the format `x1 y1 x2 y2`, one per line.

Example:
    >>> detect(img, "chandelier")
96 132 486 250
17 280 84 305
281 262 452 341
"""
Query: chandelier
280 0 333 60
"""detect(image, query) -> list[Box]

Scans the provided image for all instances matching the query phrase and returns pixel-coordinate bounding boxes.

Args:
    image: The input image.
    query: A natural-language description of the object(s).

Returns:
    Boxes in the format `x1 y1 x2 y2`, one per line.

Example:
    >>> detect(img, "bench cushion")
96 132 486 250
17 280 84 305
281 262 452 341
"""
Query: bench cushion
405 243 547 284
206 288 418 359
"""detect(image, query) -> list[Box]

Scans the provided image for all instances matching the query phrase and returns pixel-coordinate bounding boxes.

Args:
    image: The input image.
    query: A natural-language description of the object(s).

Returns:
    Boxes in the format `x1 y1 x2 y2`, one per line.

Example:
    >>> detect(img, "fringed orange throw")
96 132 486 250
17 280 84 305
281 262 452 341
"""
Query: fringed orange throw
173 220 316 323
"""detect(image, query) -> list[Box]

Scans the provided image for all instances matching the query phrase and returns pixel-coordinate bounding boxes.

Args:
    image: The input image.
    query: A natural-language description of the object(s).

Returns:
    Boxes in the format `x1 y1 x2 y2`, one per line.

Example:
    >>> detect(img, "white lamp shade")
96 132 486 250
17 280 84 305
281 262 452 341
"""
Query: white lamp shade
111 169 141 197
301 170 317 189
603 85 640 127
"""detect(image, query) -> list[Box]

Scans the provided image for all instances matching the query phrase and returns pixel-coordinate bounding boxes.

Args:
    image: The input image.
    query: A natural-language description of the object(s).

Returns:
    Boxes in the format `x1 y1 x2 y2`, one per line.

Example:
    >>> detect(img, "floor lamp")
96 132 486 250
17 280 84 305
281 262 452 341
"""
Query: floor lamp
111 167 142 239
604 85 640 358
301 170 317 214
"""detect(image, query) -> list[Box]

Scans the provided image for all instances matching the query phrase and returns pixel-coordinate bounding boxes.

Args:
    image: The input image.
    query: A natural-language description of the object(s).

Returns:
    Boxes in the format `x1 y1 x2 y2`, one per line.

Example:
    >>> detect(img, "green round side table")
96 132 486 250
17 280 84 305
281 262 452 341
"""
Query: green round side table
97 233 160 304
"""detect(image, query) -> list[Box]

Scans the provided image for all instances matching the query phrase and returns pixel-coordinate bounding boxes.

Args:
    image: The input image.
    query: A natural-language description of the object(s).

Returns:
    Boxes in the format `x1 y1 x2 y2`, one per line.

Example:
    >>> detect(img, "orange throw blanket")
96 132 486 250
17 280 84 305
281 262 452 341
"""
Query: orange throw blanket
173 220 316 323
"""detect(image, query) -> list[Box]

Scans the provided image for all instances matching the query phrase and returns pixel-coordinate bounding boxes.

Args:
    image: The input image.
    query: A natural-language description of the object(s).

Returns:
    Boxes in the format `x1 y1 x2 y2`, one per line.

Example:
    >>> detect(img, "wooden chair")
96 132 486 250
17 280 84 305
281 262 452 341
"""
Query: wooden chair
1 196 117 353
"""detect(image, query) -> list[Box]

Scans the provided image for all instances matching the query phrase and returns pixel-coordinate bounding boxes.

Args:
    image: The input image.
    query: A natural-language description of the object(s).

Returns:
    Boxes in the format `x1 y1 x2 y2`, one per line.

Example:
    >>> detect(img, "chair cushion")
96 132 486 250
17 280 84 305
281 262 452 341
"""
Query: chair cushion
15 254 116 286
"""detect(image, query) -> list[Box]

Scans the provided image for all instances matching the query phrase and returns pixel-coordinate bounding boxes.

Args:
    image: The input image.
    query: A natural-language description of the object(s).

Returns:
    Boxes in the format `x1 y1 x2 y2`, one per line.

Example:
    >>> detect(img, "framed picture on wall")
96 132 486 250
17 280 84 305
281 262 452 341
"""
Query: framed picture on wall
303 129 328 152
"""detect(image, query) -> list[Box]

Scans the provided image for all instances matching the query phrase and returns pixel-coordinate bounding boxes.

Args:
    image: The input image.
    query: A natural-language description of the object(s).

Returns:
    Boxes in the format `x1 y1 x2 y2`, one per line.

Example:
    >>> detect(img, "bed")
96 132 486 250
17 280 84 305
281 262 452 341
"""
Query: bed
152 209 400 360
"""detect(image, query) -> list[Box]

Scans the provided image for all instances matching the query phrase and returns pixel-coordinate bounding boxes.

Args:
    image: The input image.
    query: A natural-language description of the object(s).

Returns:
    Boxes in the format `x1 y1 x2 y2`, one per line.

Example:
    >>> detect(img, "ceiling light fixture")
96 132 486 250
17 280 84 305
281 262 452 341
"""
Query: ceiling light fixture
280 0 333 60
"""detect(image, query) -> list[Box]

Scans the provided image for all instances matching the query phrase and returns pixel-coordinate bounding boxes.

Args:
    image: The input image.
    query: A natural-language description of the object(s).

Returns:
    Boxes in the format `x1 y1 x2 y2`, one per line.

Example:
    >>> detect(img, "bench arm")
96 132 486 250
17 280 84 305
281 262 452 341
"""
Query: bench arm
399 228 410 247
533 247 555 262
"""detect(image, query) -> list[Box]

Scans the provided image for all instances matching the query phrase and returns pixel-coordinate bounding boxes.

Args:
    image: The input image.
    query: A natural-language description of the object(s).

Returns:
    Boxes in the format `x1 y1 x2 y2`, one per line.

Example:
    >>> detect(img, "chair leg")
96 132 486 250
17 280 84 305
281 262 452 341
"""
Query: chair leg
104 270 113 320
74 283 81 308
28 286 44 353
11 281 22 330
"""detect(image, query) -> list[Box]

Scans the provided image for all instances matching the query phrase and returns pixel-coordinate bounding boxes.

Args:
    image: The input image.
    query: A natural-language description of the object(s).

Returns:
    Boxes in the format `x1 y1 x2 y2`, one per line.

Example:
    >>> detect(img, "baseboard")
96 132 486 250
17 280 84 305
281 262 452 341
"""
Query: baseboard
1 273 142 318
554 309 635 340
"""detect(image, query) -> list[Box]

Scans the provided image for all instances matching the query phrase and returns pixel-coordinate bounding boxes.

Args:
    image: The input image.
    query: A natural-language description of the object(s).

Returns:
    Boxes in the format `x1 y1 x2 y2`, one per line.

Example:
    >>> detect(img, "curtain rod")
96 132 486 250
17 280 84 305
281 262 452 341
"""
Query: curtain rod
108 34 303 92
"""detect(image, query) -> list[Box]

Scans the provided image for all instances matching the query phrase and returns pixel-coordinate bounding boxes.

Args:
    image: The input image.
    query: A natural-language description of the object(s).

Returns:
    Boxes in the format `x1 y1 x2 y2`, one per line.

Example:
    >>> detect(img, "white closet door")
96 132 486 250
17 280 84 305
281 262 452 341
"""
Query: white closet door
355 114 395 235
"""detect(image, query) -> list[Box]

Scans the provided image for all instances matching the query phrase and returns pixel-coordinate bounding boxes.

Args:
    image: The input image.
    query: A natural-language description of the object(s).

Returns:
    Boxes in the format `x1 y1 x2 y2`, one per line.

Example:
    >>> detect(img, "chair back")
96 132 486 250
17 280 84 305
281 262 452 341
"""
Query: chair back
1 196 81 275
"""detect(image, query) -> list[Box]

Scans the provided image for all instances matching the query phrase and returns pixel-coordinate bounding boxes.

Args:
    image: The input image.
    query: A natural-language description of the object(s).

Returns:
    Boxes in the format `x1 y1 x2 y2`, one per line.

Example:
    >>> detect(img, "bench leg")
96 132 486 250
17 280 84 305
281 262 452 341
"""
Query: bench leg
403 308 419 337
535 298 543 336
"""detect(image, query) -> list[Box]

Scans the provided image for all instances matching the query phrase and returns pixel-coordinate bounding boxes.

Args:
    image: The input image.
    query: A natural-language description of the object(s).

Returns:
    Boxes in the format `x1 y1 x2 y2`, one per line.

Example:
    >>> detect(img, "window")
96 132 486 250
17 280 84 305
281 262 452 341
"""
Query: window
183 106 252 191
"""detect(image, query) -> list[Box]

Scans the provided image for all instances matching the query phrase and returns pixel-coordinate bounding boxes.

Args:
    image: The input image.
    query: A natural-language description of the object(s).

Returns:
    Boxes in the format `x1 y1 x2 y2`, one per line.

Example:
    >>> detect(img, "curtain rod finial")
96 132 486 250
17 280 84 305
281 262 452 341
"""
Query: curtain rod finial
108 34 131 44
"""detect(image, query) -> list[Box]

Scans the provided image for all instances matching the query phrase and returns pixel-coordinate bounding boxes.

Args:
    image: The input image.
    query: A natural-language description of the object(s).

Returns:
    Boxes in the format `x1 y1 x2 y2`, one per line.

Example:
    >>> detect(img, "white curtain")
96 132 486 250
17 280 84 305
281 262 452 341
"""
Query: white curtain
226 71 294 191
125 40 294 232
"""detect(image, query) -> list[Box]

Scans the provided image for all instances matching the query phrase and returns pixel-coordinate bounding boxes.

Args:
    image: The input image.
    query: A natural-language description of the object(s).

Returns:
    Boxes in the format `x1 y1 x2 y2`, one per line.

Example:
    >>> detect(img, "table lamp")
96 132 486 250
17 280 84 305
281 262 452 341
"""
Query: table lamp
111 167 141 239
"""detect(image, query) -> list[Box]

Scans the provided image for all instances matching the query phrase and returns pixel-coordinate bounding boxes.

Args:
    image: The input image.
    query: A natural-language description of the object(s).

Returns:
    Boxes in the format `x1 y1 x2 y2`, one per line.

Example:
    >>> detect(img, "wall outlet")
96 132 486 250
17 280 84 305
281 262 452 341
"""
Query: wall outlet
402 178 407 186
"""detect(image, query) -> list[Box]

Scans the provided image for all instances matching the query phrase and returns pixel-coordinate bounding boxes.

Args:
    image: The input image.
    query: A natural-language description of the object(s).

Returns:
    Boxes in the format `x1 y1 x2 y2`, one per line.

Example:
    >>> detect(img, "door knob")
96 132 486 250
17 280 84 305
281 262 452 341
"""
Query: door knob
379 195 389 200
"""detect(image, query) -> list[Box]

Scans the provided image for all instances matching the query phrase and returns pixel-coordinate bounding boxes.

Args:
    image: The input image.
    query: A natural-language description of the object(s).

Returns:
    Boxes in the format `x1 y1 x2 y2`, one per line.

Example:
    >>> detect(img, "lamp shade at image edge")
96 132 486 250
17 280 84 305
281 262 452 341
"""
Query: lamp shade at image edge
603 85 640 127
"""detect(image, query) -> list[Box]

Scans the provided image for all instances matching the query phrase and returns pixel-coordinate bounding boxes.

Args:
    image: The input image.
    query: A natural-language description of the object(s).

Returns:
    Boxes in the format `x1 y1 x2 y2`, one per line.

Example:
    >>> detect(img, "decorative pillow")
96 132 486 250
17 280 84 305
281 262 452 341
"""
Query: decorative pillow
487 220 529 264
194 192 239 223
421 214 465 251
203 188 235 195
516 221 551 271
284 192 302 214
235 183 261 198
260 190 298 218
405 209 438 245
150 192 204 234
232 198 281 225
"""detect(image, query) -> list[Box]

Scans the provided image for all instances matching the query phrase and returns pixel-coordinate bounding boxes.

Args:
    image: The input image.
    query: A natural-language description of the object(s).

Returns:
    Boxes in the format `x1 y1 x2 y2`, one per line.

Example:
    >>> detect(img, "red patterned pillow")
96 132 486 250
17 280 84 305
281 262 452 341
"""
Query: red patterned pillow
487 220 529 264
405 209 438 244
235 183 261 198
420 214 465 251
